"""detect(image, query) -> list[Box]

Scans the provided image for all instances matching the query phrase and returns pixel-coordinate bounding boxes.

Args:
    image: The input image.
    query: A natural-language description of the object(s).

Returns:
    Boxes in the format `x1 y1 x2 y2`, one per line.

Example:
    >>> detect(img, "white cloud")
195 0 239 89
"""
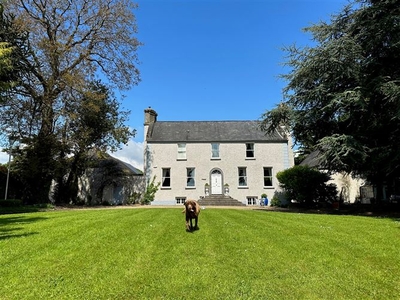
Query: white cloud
109 140 144 171
0 150 10 164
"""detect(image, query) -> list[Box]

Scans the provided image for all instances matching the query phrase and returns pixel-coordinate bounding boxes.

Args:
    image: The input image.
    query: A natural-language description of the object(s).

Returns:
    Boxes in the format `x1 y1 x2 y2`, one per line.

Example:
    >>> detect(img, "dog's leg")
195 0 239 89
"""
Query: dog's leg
185 215 191 231
194 216 199 230
189 218 194 231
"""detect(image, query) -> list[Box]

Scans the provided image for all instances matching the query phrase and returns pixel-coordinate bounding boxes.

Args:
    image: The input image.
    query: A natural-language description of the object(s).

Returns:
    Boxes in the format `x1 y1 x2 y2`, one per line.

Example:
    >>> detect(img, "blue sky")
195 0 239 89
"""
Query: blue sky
128 0 348 138
0 0 349 168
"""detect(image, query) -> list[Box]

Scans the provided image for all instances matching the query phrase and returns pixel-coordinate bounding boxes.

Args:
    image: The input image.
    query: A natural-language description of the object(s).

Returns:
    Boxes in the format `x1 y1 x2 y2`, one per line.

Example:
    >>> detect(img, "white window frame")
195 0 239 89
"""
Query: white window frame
246 143 255 158
263 167 273 187
247 196 257 205
238 167 247 187
176 197 186 204
186 167 195 188
177 143 186 160
162 168 171 187
211 143 220 159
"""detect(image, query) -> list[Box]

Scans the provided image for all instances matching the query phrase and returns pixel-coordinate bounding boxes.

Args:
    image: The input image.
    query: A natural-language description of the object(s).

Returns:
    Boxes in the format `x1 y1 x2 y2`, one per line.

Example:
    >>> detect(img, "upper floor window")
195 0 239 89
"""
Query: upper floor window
238 167 247 187
162 168 171 187
211 143 220 159
263 167 273 187
177 143 186 160
246 143 254 158
186 168 195 187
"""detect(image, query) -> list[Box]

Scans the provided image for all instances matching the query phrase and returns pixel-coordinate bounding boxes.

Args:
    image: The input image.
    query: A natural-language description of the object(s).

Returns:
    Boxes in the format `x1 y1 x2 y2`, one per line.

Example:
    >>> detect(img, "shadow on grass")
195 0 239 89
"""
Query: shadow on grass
186 227 200 233
255 203 400 222
0 205 51 215
0 215 47 240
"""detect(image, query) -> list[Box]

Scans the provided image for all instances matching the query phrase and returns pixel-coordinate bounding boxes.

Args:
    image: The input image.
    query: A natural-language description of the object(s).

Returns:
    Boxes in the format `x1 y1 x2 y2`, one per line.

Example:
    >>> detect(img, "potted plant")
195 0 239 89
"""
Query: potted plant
261 193 268 206
224 183 229 195
204 183 210 196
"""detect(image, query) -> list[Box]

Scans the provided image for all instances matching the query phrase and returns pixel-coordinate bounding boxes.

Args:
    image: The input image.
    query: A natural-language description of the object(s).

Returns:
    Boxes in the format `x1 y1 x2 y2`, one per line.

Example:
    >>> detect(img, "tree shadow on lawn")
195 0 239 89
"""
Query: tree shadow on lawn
255 203 400 222
0 215 46 241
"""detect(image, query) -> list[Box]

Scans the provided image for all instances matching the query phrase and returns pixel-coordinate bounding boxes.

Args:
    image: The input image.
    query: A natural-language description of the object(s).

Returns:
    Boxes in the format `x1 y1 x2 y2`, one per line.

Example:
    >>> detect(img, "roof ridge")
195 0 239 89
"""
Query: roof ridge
156 120 259 123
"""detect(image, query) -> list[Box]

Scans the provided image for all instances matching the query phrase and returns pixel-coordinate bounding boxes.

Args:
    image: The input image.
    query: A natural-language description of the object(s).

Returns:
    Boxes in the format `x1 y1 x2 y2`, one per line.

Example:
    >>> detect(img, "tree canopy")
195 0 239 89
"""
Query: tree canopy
260 0 400 192
0 42 13 93
0 0 141 203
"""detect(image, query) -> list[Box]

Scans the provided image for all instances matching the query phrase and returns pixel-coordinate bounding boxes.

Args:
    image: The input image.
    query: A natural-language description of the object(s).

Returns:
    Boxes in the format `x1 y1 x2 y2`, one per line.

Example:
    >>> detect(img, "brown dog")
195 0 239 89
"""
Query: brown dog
182 200 200 231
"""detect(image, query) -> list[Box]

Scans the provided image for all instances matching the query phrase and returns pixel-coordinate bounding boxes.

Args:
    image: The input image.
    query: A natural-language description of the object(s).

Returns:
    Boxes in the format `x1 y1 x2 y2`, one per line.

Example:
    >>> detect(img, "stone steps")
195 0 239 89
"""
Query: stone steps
198 195 246 206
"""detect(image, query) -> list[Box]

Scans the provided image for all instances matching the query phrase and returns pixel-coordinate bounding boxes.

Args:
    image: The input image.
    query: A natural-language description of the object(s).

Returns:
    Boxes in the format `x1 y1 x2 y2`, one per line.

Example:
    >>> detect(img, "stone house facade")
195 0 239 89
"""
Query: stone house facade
77 153 144 205
143 108 294 206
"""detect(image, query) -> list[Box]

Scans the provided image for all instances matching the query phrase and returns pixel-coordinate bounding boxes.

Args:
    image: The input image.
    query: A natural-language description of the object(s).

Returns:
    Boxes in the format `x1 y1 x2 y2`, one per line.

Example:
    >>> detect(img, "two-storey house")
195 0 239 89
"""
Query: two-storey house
143 107 294 206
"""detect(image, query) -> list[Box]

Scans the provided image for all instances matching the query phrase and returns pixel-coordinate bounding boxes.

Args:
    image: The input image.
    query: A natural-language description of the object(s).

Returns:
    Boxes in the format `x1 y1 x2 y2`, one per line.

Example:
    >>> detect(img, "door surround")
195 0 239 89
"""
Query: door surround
210 168 223 195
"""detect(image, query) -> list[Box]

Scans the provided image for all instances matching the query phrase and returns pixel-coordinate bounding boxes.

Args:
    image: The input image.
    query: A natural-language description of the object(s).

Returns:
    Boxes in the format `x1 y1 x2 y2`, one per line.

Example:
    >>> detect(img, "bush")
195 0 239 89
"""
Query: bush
270 196 281 207
276 165 338 206
141 176 160 205
0 199 22 207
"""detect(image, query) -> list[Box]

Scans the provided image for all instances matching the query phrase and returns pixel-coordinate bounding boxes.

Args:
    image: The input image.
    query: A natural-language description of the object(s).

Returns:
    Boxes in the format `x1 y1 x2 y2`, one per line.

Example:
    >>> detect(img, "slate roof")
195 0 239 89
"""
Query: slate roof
299 150 322 168
93 152 143 175
146 120 287 143
111 157 143 176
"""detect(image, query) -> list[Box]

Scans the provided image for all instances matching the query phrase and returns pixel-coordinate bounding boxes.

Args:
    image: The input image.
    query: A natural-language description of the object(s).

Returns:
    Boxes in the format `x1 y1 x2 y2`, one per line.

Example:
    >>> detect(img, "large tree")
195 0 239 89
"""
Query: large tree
260 0 400 199
53 81 133 204
1 0 140 203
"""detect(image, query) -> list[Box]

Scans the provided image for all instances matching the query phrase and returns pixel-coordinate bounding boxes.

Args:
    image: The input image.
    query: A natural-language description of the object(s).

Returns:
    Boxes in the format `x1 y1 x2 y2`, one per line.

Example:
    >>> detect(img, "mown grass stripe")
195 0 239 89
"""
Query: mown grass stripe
0 208 399 299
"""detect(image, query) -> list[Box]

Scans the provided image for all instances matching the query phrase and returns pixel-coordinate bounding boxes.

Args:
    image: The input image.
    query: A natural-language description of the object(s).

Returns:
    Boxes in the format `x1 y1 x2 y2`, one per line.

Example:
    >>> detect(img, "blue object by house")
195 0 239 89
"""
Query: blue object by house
264 198 269 206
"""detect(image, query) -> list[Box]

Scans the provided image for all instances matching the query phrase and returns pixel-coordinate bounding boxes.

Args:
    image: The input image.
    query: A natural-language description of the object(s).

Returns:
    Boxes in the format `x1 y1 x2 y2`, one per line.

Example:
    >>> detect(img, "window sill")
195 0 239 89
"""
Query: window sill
238 186 248 189
177 158 187 161
263 186 275 189
161 187 171 190
211 158 221 160
245 158 256 160
185 187 196 190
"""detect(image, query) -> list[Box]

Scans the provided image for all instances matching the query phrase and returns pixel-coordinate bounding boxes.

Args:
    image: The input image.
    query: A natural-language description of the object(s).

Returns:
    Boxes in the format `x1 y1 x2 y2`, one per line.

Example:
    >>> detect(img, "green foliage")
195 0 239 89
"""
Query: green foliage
141 176 160 205
127 192 141 204
53 82 135 204
0 209 399 298
0 199 22 207
260 0 400 190
0 1 140 205
13 135 59 204
276 165 338 205
270 196 281 207
0 42 13 93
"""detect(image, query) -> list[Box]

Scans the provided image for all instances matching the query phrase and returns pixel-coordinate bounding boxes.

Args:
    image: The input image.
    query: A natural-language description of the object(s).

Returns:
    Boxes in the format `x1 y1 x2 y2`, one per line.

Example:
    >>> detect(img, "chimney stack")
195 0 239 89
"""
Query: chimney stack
144 107 158 125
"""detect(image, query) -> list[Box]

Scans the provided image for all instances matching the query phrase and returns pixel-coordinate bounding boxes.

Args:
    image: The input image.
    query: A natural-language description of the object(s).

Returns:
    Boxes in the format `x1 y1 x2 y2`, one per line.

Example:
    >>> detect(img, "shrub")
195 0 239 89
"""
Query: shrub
141 176 160 205
270 196 281 207
0 199 23 207
276 165 338 206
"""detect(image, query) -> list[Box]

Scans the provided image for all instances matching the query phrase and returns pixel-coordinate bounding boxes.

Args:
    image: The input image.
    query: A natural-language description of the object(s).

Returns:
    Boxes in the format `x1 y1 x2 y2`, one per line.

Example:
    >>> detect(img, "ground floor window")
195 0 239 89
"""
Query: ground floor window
176 197 186 204
162 168 171 187
247 196 257 205
238 167 247 186
263 167 273 187
186 167 195 187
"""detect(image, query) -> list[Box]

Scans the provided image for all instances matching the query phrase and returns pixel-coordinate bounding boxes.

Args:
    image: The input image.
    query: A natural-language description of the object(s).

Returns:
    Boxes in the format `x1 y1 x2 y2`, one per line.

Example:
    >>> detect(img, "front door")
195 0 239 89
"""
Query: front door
211 170 222 194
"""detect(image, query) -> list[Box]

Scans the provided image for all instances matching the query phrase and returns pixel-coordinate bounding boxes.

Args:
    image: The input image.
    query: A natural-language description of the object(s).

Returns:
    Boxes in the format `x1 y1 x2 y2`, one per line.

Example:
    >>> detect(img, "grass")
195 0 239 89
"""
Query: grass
0 207 399 299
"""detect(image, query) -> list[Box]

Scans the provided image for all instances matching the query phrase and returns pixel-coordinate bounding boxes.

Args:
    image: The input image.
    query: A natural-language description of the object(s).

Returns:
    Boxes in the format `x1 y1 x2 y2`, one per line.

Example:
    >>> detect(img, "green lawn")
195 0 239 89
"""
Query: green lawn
1 207 399 299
